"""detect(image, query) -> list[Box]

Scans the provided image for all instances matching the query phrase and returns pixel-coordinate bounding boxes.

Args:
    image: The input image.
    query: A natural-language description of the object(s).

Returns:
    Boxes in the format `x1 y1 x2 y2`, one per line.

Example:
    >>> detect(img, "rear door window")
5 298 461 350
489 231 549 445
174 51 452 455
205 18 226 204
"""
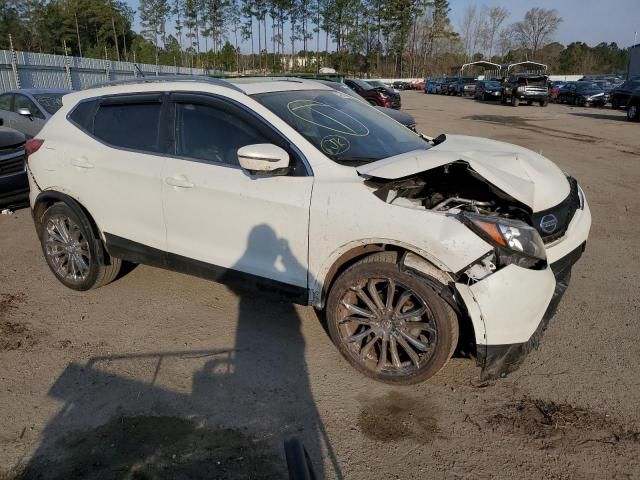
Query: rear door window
0 94 12 111
93 98 162 152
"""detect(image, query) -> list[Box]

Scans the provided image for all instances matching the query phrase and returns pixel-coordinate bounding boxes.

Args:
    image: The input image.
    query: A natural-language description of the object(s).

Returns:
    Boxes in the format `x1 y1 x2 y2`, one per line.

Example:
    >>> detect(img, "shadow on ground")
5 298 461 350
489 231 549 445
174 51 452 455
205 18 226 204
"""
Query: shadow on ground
569 111 629 122
8 224 339 480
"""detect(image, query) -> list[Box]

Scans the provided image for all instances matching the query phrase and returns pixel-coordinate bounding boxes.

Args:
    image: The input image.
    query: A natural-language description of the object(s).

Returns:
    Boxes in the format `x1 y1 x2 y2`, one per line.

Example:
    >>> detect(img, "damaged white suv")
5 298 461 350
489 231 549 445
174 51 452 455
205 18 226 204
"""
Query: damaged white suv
26 77 591 384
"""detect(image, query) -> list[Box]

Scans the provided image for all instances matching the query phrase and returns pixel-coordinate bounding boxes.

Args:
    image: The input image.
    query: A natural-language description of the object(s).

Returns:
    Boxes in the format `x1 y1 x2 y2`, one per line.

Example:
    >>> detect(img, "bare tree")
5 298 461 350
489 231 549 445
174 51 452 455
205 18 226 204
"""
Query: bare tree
512 7 562 58
459 5 487 62
483 5 508 59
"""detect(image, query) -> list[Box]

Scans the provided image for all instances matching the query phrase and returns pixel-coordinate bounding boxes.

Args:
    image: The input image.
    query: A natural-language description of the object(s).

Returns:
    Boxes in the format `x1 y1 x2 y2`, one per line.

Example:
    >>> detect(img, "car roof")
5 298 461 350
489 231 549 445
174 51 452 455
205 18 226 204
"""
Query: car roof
3 88 72 95
61 76 333 105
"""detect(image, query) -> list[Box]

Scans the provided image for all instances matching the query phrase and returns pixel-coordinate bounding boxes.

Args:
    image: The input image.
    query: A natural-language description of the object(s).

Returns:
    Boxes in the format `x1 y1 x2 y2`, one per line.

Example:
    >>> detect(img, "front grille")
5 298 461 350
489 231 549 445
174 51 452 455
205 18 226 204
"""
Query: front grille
0 150 25 177
531 177 580 244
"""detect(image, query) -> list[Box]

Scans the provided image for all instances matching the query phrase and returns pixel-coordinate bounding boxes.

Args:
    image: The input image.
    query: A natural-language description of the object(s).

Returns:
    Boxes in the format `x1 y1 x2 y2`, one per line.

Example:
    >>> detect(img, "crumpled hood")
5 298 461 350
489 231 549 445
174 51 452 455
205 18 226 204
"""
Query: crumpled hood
356 134 570 212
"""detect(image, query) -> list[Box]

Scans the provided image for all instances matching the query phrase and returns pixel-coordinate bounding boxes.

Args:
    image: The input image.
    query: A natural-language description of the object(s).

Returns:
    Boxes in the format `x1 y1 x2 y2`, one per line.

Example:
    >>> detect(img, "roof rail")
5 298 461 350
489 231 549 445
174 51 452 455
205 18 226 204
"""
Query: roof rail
86 75 244 93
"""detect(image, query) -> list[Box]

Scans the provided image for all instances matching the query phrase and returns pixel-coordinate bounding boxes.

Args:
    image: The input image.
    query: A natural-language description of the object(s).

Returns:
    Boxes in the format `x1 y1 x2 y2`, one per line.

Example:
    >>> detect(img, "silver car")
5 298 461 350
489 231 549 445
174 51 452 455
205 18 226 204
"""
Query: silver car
0 89 71 138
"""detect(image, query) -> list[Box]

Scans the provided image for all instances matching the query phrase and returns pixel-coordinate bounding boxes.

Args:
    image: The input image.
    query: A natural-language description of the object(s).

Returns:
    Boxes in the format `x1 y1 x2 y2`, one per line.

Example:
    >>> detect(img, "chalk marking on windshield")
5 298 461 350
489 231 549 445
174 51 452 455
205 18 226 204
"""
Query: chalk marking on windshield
287 100 370 137
320 135 351 156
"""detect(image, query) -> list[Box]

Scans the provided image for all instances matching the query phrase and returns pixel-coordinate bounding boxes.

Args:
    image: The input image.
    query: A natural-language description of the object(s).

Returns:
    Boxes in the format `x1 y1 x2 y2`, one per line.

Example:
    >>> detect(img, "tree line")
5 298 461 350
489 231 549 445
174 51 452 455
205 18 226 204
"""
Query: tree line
0 0 631 76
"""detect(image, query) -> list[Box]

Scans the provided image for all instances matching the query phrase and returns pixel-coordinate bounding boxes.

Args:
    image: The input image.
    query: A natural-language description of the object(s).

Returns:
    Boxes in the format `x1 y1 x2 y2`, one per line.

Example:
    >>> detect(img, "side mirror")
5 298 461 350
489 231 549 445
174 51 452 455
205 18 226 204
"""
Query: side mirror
237 143 290 175
17 108 32 118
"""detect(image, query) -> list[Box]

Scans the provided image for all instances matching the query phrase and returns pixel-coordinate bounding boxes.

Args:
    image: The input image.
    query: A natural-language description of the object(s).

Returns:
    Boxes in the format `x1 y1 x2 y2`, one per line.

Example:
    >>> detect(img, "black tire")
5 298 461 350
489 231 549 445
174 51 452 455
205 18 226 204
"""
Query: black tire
511 96 519 107
526 100 533 106
540 100 548 107
326 252 458 385
39 202 121 291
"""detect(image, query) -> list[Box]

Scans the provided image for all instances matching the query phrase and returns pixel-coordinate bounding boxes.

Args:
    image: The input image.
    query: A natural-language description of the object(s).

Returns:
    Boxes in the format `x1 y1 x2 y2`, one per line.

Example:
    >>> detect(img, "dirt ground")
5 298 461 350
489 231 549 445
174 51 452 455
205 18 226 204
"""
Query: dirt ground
1 92 639 479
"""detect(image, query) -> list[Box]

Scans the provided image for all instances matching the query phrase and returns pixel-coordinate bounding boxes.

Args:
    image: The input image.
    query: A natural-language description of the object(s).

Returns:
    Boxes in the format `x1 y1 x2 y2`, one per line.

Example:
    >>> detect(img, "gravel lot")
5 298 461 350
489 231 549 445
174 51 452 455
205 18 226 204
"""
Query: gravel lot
1 91 639 479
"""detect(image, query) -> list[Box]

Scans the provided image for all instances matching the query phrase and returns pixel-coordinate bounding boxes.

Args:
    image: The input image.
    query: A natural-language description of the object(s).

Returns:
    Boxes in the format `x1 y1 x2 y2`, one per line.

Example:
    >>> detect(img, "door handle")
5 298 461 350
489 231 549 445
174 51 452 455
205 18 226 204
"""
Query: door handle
71 157 94 169
165 175 194 189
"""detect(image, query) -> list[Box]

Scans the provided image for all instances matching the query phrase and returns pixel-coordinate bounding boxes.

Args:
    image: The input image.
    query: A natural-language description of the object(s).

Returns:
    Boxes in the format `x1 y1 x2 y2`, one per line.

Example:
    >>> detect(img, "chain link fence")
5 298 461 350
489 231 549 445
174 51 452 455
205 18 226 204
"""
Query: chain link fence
0 44 221 92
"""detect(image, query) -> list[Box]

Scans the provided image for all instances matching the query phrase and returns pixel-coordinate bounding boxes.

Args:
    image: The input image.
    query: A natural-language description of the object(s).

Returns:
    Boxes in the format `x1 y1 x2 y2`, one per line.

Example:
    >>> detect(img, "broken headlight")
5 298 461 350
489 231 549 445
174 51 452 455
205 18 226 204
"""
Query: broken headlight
462 213 546 269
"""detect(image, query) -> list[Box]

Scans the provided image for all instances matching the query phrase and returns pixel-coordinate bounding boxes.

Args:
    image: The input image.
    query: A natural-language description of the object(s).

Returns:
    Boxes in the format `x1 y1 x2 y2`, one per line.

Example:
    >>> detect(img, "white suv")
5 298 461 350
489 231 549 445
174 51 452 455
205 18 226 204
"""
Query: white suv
26 77 591 384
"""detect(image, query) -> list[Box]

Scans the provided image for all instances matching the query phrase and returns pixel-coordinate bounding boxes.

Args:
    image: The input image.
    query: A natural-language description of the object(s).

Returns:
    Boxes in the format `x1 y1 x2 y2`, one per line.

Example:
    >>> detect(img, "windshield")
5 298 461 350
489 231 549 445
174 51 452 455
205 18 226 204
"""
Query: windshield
485 81 501 88
254 90 429 165
33 93 65 114
577 82 601 91
367 80 387 88
350 79 374 91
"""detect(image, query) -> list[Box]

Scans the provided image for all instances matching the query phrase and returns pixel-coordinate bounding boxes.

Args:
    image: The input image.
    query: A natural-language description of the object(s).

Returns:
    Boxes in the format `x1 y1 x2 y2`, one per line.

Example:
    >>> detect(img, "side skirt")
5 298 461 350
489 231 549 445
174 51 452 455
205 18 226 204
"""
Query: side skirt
104 233 309 305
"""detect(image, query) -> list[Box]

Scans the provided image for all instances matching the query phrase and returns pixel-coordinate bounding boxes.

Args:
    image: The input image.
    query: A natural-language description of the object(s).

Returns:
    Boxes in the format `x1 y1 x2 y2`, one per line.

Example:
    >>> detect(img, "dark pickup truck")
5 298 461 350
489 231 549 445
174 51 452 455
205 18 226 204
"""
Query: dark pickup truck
501 74 550 107
0 127 28 208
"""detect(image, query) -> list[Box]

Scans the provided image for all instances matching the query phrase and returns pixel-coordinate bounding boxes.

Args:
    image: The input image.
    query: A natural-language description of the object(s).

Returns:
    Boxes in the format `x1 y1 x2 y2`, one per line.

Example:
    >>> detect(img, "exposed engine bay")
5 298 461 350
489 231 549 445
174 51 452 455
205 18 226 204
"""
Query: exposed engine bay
365 161 532 222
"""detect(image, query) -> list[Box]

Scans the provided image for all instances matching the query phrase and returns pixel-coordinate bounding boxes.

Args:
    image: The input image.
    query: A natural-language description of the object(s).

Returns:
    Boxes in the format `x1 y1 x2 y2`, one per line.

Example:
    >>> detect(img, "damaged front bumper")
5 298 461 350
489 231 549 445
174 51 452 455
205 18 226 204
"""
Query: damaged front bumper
475 243 584 379
455 198 591 380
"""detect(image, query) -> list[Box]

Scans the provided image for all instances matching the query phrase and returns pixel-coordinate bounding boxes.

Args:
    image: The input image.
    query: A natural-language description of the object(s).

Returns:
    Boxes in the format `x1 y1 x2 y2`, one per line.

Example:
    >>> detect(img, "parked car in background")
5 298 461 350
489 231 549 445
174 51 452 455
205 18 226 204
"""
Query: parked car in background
26 76 591 384
426 78 442 94
345 79 401 109
365 80 398 93
439 77 458 95
474 80 502 101
609 78 640 110
393 80 411 90
0 89 71 138
452 77 477 96
550 81 567 102
318 80 416 131
557 82 606 107
410 80 425 91
501 74 550 107
626 87 640 121
0 127 27 208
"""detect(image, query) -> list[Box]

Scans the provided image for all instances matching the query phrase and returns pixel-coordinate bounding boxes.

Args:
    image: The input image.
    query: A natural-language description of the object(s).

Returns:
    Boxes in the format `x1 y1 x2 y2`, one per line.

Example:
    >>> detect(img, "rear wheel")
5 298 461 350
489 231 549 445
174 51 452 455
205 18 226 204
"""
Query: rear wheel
326 252 458 384
39 203 121 291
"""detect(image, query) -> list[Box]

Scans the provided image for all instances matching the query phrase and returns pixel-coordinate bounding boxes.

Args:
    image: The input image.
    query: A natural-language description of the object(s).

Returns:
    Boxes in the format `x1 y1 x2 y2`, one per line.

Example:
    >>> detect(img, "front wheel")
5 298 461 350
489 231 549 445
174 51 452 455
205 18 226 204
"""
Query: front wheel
39 203 121 291
326 252 458 385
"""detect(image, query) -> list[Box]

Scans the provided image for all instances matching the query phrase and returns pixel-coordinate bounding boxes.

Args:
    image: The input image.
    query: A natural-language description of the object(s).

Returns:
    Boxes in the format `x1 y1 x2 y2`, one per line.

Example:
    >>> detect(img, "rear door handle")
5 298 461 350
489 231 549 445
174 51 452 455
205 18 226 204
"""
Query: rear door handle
71 157 94 169
165 175 194 189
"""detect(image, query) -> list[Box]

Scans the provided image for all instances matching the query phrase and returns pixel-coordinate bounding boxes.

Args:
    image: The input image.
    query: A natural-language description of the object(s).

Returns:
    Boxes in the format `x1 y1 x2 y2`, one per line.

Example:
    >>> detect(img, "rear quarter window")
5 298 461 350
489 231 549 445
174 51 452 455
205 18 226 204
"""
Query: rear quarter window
68 100 96 131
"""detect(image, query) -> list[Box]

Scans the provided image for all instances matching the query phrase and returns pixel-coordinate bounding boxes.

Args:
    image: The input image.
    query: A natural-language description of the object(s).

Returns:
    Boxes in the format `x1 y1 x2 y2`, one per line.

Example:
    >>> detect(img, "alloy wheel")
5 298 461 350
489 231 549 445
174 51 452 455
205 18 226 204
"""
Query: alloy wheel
336 277 438 376
44 214 91 283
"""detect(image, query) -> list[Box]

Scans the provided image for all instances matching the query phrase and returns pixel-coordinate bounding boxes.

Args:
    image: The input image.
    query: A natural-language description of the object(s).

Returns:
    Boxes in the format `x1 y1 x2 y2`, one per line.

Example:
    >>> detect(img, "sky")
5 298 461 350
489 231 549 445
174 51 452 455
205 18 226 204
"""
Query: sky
124 0 640 52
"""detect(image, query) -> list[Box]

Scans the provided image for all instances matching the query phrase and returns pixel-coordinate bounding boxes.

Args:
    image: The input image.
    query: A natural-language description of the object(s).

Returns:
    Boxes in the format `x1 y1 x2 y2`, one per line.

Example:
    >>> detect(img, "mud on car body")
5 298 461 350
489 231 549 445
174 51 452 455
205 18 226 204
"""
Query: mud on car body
25 77 591 384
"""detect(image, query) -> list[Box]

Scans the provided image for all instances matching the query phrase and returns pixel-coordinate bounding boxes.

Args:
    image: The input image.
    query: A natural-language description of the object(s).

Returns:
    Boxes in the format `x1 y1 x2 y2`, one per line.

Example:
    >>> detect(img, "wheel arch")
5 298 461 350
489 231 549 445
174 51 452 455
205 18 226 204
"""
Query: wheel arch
33 190 107 265
314 240 480 365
